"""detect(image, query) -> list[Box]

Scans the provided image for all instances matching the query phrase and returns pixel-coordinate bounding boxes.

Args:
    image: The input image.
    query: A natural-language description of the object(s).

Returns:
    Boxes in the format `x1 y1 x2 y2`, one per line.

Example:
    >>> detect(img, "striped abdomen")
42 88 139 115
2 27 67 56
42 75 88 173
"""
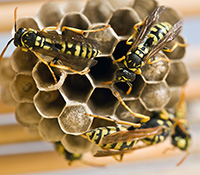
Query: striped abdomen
134 22 172 59
34 34 100 59
83 126 137 150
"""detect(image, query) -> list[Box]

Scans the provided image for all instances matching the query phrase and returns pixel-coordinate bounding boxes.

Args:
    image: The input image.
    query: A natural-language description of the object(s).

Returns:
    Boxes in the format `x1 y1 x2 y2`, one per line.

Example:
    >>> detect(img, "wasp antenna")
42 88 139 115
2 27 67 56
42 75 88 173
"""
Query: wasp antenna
0 38 14 62
14 7 18 32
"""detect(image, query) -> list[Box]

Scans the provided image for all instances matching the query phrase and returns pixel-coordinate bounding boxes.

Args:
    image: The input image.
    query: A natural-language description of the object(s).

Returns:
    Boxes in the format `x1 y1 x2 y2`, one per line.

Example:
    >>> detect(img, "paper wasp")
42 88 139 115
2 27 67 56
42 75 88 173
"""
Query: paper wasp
0 8 109 83
105 6 186 95
82 110 170 160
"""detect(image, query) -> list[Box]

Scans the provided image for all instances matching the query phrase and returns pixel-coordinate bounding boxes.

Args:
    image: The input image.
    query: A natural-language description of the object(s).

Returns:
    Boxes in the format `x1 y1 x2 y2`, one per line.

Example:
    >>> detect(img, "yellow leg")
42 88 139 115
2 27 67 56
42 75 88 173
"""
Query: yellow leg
62 24 110 37
113 56 126 64
163 42 187 53
85 112 141 128
49 61 90 75
148 57 171 64
113 90 150 123
33 52 58 84
126 21 144 45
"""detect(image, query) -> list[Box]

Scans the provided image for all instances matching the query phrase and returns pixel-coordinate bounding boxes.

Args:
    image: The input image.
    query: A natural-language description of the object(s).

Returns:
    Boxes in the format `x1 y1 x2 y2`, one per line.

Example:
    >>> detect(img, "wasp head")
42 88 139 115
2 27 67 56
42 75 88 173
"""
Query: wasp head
115 68 136 83
14 28 28 47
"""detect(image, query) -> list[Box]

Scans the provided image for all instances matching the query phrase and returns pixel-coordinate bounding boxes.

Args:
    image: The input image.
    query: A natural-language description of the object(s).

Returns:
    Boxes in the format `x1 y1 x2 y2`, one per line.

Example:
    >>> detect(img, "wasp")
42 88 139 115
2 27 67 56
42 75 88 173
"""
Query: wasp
54 141 105 166
0 8 109 83
105 6 186 95
82 110 169 161
167 90 191 166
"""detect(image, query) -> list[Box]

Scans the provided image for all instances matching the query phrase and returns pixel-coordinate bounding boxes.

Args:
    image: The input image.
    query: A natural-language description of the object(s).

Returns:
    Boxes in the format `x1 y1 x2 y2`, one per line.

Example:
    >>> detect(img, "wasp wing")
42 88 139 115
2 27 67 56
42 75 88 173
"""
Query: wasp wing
101 125 163 145
143 20 183 63
129 6 166 52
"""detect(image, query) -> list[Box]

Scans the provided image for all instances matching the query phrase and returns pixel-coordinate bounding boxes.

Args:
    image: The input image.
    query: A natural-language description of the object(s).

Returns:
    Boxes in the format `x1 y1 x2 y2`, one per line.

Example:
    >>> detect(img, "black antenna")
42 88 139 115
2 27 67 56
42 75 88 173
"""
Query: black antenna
0 7 17 61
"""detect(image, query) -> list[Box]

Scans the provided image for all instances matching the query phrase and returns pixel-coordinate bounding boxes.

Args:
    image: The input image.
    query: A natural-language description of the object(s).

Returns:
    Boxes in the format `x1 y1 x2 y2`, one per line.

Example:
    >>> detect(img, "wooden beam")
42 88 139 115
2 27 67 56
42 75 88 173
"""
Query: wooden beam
0 124 41 145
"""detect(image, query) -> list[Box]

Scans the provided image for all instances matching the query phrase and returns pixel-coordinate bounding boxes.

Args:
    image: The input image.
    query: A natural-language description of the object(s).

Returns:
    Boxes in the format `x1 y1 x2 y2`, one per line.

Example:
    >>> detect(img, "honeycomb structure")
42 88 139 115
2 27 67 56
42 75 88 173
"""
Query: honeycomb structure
0 0 189 156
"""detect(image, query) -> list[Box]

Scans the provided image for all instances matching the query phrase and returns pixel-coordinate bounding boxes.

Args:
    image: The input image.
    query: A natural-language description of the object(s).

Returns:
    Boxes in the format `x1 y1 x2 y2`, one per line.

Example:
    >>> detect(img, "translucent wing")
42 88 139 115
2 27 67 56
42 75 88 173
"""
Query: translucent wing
143 20 183 63
129 6 166 52
101 125 163 145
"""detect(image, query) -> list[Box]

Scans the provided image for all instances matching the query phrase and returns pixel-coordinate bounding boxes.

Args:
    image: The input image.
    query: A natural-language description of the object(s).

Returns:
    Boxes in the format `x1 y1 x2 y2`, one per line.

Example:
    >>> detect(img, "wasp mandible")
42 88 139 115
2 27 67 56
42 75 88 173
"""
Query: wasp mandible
0 8 109 83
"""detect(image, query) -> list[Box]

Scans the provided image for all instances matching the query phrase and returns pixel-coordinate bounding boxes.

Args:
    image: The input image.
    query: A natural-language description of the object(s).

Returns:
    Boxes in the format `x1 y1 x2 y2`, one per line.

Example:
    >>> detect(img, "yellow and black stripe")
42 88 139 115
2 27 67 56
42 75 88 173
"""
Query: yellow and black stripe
83 126 137 150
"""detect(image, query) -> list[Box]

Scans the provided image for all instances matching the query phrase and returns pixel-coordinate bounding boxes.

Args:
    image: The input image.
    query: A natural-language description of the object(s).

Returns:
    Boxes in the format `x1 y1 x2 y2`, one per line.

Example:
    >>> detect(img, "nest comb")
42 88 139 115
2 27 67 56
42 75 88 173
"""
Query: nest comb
0 0 188 155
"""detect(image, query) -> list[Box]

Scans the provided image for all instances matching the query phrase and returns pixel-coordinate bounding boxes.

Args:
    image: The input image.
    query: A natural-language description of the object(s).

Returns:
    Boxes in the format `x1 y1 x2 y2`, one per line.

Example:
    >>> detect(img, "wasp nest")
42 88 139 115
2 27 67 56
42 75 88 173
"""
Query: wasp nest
0 0 188 156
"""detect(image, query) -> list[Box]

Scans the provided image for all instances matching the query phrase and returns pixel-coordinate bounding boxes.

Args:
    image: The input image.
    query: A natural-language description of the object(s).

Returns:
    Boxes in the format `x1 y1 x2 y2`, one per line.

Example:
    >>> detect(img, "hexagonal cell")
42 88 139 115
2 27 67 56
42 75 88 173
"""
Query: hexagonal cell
11 48 38 73
37 1 63 27
91 117 116 129
141 53 170 82
61 134 93 154
163 36 186 60
114 75 145 98
32 61 66 91
87 88 118 115
15 102 42 127
0 58 15 84
88 24 118 54
1 84 17 107
38 118 65 142
63 0 86 13
16 17 39 30
109 8 140 36
140 82 170 110
166 87 182 109
115 99 150 123
83 0 113 23
60 74 93 103
89 56 117 84
10 73 38 103
112 40 131 61
133 0 158 19
108 0 134 9
59 105 93 134
60 12 90 35
166 61 189 87
34 90 66 118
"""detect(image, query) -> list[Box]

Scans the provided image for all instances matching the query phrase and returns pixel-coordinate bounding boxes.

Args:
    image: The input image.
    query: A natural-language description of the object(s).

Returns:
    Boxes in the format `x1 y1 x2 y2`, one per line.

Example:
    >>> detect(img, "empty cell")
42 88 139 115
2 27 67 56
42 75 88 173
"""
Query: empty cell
11 48 38 73
34 90 66 118
38 118 65 142
166 61 189 87
61 74 93 103
33 61 66 91
87 88 118 115
10 73 38 103
89 56 117 84
88 24 119 54
38 1 63 27
83 0 113 23
109 8 140 36
141 82 170 110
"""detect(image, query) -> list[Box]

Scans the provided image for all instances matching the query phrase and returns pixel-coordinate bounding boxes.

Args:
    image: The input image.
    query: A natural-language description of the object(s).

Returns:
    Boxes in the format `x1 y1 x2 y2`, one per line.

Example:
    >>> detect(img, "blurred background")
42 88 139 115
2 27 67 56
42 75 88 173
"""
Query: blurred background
0 0 199 174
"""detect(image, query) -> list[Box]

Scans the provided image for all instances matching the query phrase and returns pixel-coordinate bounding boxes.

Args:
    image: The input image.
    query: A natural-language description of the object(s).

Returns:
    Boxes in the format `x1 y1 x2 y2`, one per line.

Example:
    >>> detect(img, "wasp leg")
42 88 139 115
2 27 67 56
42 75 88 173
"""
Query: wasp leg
33 52 58 84
101 80 113 85
49 61 90 75
126 81 133 95
112 154 123 162
113 90 150 123
41 24 59 32
147 57 171 65
113 56 126 64
85 112 141 127
163 42 187 53
62 25 110 37
126 21 144 45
